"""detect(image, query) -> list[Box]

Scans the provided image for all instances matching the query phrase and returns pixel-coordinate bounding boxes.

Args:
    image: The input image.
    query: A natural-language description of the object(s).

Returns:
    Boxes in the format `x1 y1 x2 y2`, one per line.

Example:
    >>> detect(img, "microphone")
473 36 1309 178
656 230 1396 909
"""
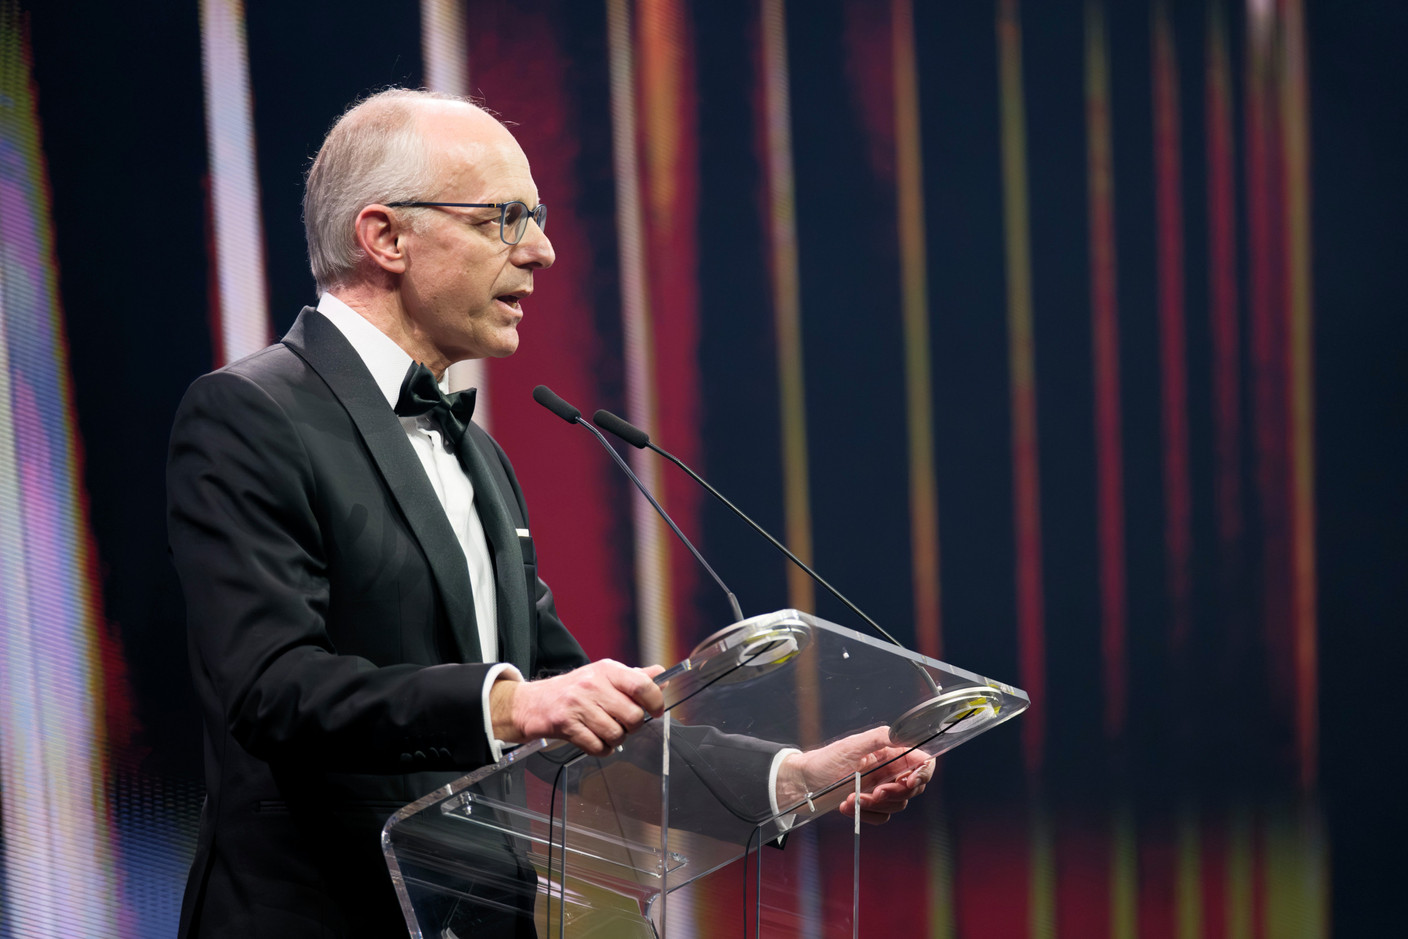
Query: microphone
592 408 907 650
532 386 744 624
532 384 582 423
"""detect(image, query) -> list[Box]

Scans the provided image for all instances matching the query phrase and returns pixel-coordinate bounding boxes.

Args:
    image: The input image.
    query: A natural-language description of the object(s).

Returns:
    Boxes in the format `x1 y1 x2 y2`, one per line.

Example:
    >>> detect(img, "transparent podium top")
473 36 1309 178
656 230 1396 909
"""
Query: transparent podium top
383 610 1028 937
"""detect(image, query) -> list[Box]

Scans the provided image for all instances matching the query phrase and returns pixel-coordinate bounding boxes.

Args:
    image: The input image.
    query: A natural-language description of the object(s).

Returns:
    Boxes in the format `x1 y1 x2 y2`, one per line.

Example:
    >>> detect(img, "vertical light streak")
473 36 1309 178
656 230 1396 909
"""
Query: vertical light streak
607 0 674 670
1205 10 1244 934
637 0 708 651
1152 9 1202 934
926 801 955 939
1152 1 1193 657
758 0 822 776
1111 802 1137 939
760 0 815 617
199 0 270 365
1246 0 1295 744
758 2 821 933
1205 2 1243 636
1277 0 1325 930
892 0 942 663
1178 803 1204 939
996 5 1051 937
889 3 948 933
995 0 1045 777
421 0 491 426
639 0 686 226
1086 9 1136 932
0 5 119 932
1028 802 1055 939
1277 0 1318 796
420 0 467 95
1083 0 1128 743
1264 804 1327 937
1225 803 1254 939
1245 4 1325 933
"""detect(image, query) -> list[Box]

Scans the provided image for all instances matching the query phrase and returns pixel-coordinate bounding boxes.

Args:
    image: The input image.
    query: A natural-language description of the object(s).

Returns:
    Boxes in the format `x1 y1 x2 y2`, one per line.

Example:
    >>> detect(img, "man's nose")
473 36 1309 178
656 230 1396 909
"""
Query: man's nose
512 221 554 269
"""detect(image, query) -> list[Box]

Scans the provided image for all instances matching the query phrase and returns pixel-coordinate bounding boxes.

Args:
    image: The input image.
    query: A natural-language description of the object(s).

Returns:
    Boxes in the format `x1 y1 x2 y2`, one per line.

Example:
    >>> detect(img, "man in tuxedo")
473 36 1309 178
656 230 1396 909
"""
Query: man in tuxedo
168 88 930 938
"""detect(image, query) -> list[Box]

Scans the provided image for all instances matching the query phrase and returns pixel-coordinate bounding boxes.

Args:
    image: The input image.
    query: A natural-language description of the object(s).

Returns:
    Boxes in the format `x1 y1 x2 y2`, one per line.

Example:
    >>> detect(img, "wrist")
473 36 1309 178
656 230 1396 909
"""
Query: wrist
771 748 806 811
489 674 524 743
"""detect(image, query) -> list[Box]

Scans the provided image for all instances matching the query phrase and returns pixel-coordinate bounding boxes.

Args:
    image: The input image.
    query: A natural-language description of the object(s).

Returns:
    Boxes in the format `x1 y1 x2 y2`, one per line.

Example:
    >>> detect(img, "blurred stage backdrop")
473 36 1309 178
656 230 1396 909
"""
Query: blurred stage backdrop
1 0 1404 935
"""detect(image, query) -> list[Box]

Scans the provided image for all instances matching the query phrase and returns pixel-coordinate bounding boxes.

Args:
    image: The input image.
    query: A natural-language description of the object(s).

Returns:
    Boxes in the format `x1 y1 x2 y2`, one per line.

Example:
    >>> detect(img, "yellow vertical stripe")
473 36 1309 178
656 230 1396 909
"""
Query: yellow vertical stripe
997 0 1047 778
1178 803 1204 939
1281 17 1324 936
1091 16 1135 936
996 3 1052 935
1111 801 1137 939
760 0 815 617
1225 803 1253 939
759 5 822 933
1264 802 1328 938
1029 801 1056 939
1085 0 1130 740
607 0 675 668
997 2 1036 396
636 0 693 667
890 3 949 931
1279 0 1318 795
926 804 955 939
892 0 942 664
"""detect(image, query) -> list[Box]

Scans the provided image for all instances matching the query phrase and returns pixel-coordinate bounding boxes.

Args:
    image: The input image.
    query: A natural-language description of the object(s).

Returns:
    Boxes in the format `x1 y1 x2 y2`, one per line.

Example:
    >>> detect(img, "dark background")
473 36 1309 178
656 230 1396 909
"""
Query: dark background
8 0 1405 935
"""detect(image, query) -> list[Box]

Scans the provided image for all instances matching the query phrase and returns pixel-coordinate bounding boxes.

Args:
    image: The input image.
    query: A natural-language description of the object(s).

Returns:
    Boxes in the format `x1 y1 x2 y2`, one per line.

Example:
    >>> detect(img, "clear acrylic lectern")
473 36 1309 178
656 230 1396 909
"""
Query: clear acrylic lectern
382 610 1029 937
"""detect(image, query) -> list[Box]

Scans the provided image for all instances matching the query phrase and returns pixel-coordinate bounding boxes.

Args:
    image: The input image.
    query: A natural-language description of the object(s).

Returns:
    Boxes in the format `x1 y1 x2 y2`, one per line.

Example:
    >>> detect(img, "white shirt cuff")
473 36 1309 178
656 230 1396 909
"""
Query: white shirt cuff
482 664 525 762
768 747 803 832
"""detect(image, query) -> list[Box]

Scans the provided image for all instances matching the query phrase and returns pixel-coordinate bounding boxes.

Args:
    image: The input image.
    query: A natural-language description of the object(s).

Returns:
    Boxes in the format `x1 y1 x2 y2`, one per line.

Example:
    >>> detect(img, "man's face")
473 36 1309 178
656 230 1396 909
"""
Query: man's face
395 105 555 370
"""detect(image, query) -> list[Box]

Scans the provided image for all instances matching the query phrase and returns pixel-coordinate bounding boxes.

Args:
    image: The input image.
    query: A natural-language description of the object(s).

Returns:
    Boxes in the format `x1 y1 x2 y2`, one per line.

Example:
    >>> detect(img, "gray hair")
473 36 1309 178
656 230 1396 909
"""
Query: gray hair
303 88 476 292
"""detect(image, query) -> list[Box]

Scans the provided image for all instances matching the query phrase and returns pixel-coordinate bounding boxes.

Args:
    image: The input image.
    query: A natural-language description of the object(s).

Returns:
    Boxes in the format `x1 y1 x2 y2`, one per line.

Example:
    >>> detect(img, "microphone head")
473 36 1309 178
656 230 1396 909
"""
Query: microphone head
532 385 582 423
593 410 650 448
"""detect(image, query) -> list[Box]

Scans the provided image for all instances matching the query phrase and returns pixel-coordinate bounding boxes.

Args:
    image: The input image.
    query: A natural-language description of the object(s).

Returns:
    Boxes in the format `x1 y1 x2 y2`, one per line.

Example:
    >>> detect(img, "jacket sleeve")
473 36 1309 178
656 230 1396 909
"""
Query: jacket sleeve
168 367 499 774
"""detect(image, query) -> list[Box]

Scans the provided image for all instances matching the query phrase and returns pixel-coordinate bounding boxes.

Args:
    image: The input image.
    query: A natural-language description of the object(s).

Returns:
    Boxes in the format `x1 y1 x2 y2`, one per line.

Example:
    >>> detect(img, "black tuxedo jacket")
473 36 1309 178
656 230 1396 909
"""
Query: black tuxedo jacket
168 308 589 937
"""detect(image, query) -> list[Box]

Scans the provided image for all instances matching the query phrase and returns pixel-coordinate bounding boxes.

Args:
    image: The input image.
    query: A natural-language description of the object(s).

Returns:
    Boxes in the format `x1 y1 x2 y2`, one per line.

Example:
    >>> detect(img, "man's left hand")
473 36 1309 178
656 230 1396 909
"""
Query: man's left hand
775 726 935 826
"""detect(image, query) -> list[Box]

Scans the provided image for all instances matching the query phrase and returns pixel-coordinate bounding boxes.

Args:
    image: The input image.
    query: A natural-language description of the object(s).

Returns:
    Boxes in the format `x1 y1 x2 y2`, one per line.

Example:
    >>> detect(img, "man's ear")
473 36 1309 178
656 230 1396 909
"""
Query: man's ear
353 204 407 274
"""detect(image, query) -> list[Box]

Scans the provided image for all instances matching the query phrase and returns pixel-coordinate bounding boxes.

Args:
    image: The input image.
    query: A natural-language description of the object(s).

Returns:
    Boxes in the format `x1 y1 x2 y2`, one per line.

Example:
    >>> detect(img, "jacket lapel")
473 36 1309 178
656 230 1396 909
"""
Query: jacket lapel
458 424 532 674
281 307 482 663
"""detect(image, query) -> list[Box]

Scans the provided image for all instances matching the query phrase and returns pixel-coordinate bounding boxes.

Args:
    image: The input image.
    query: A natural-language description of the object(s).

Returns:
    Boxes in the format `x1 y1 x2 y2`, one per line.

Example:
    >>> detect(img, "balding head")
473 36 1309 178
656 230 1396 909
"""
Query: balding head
303 88 489 293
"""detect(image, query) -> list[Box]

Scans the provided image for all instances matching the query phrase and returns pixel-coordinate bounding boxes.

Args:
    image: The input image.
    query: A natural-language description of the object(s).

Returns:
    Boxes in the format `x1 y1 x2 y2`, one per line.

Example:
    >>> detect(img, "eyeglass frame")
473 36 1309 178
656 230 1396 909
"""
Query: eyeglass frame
384 201 548 246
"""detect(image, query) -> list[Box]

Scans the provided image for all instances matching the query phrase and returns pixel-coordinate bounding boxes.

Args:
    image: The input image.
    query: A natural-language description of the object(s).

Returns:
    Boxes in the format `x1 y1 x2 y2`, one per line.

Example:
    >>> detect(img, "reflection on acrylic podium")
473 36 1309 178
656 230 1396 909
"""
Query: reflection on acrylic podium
383 609 1028 937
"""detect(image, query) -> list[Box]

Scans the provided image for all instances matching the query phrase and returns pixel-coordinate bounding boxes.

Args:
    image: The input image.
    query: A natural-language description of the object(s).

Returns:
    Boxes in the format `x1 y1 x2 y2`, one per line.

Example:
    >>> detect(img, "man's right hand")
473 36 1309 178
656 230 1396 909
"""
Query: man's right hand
489 660 666 756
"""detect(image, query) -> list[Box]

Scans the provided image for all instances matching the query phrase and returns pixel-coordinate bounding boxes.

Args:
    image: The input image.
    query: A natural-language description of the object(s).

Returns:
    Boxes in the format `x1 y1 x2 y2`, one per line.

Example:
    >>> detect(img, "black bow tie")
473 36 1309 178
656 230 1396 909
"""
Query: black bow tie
394 361 477 446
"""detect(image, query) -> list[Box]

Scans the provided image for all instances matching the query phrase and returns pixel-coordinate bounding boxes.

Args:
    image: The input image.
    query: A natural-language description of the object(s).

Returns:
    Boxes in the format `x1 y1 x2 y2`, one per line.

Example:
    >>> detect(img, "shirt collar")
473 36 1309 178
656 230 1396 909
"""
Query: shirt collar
315 292 441 409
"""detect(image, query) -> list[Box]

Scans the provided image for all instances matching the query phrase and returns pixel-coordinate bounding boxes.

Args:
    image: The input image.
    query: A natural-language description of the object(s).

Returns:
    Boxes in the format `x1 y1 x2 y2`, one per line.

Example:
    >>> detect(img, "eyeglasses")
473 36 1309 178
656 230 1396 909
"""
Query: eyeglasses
385 200 548 246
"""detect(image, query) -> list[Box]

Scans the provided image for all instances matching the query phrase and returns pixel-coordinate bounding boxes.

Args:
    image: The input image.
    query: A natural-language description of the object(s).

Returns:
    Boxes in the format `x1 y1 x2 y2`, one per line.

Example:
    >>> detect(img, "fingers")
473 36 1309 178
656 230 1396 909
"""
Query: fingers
842 798 907 825
604 659 666 719
836 756 933 825
839 788 916 825
840 727 900 768
509 660 664 755
909 757 936 787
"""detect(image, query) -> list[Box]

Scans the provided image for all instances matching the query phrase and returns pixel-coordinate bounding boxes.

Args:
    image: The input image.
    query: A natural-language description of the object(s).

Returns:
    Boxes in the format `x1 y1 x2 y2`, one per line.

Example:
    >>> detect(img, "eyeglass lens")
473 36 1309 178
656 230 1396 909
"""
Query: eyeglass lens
501 202 547 245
